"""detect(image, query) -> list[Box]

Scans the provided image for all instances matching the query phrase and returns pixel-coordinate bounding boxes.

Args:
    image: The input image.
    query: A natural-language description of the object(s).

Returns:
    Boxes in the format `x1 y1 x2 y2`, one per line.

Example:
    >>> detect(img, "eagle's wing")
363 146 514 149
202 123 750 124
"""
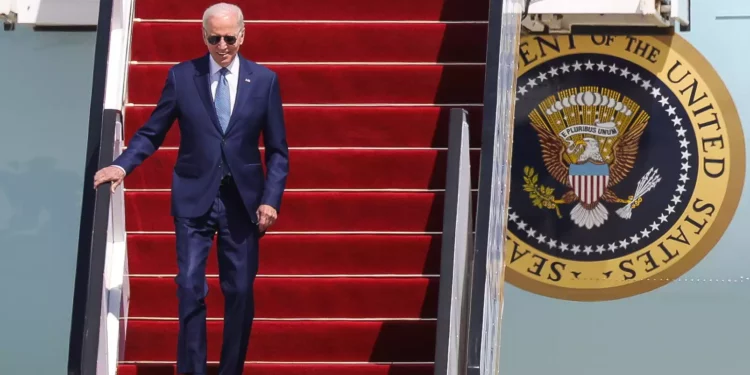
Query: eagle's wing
608 120 647 186
529 120 569 185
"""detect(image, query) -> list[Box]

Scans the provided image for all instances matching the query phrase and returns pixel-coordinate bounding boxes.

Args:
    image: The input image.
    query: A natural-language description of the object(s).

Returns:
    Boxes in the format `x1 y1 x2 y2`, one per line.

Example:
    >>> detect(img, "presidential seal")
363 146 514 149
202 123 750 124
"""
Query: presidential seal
505 34 745 301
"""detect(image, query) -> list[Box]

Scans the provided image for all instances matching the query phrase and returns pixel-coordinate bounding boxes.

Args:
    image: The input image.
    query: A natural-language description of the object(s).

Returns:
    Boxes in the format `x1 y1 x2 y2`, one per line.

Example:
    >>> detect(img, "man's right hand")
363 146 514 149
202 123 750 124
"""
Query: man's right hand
94 166 126 192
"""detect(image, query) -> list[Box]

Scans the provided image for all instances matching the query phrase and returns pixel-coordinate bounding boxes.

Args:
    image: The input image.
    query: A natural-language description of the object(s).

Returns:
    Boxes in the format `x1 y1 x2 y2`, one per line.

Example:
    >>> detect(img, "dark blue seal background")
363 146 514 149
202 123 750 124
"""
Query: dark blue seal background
509 53 700 262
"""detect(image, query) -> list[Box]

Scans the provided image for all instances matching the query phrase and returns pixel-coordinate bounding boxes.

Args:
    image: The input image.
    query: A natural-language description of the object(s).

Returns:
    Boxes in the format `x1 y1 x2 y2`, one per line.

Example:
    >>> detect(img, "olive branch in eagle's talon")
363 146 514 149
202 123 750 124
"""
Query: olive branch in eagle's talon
522 166 567 219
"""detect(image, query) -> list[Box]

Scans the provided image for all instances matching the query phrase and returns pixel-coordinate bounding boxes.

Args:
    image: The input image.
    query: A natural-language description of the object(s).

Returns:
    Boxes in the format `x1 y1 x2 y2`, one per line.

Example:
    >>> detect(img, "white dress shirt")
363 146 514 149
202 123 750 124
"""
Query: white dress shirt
209 55 239 115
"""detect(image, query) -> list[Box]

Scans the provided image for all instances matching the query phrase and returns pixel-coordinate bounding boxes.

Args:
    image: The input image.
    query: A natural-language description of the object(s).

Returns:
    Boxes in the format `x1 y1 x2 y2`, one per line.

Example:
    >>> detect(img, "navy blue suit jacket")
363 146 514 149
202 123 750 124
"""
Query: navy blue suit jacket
113 54 289 223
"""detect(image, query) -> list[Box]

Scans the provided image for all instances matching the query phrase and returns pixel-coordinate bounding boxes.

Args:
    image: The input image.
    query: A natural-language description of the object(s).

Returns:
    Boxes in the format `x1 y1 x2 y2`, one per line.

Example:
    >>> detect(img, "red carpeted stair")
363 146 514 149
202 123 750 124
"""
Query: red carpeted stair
118 0 487 374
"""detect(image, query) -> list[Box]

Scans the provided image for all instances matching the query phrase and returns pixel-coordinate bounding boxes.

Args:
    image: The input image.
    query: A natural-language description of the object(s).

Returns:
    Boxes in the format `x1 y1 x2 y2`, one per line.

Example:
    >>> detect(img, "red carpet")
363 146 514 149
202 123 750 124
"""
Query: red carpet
129 277 439 318
125 320 436 361
126 149 480 189
128 234 441 275
132 23 487 63
128 64 485 104
118 364 434 375
125 106 483 148
121 0 487 373
135 0 487 21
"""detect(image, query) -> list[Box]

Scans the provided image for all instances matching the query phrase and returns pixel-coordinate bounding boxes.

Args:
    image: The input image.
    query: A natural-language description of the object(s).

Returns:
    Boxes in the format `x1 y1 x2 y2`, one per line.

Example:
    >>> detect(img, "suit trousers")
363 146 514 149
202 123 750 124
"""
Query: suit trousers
174 177 260 375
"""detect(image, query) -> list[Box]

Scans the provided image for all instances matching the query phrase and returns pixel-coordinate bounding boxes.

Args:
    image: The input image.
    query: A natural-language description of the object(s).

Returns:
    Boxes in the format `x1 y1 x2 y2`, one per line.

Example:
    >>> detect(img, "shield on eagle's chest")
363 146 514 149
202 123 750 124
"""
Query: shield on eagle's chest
568 162 610 205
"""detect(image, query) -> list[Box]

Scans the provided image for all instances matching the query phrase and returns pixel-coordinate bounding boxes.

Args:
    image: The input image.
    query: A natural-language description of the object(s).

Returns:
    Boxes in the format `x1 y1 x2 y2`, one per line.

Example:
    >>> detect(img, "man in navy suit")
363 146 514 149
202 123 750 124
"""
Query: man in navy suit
93 3 289 374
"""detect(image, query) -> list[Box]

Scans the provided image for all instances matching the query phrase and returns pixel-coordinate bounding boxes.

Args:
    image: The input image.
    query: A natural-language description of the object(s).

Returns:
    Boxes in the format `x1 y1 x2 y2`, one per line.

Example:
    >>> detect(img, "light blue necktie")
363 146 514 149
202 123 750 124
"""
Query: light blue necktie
214 67 230 133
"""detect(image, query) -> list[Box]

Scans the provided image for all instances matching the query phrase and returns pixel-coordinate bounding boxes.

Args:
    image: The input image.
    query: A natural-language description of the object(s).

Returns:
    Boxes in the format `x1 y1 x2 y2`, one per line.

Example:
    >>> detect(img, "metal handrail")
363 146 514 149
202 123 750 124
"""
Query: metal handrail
68 0 117 373
434 108 475 375
69 0 134 372
98 111 129 375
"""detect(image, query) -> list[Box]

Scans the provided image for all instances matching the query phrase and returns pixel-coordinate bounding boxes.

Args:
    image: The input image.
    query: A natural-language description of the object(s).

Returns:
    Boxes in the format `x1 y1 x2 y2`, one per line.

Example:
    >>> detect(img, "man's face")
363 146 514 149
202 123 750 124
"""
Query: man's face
203 12 244 67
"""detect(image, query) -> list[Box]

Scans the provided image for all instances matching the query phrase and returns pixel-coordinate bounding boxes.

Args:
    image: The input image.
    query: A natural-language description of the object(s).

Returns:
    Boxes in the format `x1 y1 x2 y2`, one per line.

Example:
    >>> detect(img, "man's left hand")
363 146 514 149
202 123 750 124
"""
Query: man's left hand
257 204 277 232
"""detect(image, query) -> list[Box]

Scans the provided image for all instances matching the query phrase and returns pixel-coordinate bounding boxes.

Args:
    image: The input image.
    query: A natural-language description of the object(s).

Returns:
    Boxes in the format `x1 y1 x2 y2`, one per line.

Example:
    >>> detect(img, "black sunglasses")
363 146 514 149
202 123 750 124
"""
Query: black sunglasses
206 34 238 45
204 28 243 45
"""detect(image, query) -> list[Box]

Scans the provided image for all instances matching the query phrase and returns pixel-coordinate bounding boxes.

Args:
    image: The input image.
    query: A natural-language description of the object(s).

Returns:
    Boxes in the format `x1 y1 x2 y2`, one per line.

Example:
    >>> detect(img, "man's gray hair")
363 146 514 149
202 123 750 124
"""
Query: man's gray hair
202 3 244 30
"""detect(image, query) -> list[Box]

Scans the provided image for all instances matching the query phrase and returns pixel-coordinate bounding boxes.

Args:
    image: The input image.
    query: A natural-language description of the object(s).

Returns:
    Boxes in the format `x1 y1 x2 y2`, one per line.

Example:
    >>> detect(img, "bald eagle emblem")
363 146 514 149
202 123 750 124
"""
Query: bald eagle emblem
522 88 662 229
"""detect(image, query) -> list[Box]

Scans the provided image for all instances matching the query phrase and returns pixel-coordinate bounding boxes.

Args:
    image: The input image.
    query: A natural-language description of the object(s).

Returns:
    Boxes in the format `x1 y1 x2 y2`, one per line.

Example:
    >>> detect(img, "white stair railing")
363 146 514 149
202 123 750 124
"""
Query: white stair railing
98 112 129 375
97 0 135 373
104 0 135 111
